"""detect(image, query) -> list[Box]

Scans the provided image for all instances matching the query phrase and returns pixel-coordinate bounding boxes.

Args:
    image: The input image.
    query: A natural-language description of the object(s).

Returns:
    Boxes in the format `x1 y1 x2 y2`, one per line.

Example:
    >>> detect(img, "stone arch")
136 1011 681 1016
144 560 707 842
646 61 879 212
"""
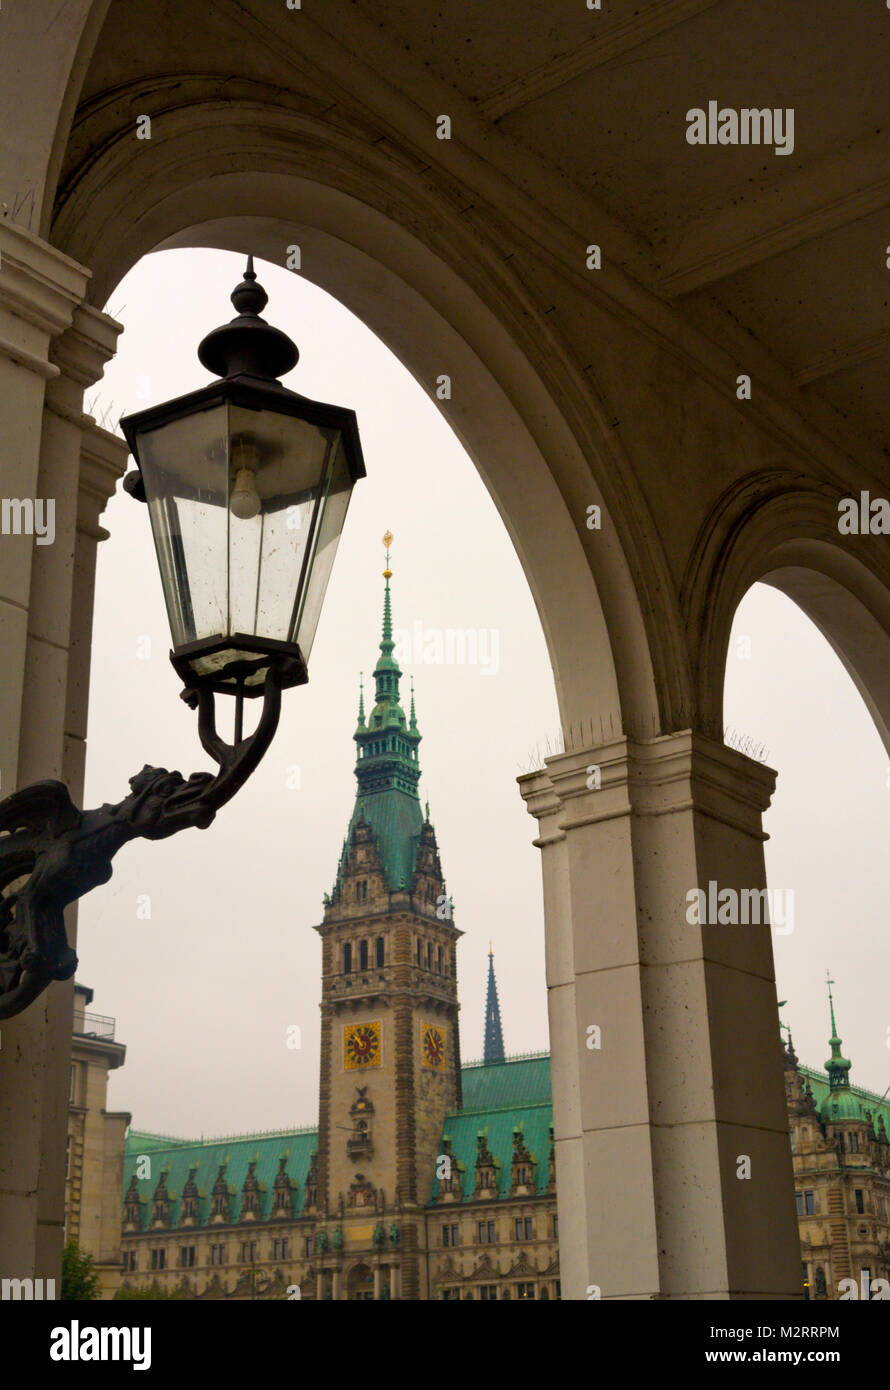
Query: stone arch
344 1260 375 1299
49 101 672 741
684 472 890 751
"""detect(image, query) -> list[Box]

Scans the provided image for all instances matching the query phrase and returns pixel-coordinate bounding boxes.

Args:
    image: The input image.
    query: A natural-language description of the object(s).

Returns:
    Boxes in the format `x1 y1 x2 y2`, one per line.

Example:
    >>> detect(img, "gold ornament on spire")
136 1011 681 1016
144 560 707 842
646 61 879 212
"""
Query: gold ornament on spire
383 529 393 579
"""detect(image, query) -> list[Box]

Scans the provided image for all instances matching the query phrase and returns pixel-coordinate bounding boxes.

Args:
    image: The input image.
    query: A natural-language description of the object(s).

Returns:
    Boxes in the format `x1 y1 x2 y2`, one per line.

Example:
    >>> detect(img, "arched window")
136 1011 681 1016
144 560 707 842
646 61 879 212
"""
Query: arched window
376 936 384 967
360 940 369 971
427 942 433 970
343 943 352 973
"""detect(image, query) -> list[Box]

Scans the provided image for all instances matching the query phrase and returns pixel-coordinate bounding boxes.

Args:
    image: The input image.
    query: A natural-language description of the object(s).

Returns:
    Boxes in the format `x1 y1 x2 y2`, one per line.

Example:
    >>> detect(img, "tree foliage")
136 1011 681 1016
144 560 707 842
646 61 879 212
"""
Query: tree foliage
61 1241 100 1301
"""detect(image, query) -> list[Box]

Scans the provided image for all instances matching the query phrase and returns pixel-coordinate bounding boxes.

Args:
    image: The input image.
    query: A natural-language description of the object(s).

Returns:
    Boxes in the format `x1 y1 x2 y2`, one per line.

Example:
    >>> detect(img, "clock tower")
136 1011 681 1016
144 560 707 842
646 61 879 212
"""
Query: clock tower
313 535 462 1298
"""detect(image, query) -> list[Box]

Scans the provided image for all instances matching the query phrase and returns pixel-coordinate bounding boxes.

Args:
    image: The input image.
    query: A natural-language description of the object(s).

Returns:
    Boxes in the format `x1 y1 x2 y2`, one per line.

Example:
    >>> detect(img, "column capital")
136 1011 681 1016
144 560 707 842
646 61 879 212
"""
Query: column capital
78 422 128 540
50 301 123 390
517 767 564 845
631 730 776 833
0 222 90 341
525 730 775 841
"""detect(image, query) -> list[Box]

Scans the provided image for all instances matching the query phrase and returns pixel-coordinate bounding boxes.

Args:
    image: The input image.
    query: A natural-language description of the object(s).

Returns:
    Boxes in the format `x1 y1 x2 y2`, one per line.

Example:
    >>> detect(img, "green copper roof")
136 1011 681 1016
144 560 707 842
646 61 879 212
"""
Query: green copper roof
430 1055 554 1204
123 1128 318 1230
432 1102 553 1203
348 795 424 893
335 556 425 893
801 1068 890 1133
460 1053 552 1109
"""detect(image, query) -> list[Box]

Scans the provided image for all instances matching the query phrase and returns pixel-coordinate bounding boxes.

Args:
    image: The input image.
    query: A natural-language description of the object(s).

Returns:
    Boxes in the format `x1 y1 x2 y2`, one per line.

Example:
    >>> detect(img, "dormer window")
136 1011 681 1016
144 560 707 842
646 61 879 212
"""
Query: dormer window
210 1164 230 1223
123 1175 141 1230
150 1171 171 1228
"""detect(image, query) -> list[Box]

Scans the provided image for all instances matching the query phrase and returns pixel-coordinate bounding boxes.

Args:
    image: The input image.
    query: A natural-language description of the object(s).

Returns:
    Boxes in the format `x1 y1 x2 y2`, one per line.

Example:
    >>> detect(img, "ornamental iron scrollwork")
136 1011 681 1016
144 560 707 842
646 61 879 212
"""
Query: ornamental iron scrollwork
0 662 295 1020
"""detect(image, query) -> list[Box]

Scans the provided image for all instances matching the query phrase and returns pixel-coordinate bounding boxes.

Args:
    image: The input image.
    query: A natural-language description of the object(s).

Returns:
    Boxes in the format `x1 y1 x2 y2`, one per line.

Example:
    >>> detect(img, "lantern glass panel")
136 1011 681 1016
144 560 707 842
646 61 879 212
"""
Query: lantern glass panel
137 403 229 651
223 402 337 653
291 431 353 659
135 398 354 689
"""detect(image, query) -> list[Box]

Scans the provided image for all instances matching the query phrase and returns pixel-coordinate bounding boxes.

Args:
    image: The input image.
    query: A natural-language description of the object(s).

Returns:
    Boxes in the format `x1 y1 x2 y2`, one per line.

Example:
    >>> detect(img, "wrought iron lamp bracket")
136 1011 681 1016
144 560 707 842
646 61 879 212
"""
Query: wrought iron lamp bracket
0 660 296 1021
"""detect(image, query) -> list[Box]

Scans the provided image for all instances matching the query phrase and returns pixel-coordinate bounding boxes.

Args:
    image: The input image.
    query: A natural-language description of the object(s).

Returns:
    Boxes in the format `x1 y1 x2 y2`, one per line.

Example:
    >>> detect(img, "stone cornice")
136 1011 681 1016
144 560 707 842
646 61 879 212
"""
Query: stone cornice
532 731 775 841
77 421 128 537
0 220 89 338
50 301 123 389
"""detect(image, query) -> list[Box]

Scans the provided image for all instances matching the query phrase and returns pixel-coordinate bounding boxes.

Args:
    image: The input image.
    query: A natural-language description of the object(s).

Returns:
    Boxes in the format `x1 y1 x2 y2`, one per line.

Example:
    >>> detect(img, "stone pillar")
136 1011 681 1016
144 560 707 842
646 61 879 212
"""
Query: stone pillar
331 1266 341 1301
390 1262 399 1300
0 221 123 1284
316 1268 324 1300
373 1264 381 1300
32 317 124 1285
521 731 801 1300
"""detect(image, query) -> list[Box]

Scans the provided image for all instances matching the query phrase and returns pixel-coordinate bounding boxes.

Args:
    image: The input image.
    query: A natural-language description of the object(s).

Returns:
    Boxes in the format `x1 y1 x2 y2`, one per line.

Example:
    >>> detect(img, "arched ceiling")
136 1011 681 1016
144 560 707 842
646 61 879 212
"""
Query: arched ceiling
57 0 890 465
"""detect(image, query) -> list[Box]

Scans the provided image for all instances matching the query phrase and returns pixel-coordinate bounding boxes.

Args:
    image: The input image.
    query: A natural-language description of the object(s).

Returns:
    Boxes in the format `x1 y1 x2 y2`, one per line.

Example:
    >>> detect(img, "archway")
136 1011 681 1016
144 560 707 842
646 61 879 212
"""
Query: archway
346 1261 374 1300
0 0 836 1300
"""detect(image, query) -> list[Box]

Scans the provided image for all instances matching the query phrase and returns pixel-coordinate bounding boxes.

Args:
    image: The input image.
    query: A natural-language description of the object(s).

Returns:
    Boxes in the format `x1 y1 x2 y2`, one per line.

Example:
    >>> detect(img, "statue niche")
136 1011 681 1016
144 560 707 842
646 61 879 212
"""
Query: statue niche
347 1085 375 1161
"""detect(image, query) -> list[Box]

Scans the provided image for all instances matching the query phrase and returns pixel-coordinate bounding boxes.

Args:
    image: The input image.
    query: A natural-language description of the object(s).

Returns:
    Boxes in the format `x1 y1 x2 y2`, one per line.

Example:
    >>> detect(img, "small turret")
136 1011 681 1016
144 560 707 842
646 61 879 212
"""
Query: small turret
819 974 861 1125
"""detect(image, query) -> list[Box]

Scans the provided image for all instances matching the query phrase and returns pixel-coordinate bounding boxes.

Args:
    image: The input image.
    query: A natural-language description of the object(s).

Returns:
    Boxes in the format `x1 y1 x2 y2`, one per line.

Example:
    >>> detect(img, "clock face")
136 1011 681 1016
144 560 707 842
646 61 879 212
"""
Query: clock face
421 1023 446 1070
344 1022 381 1070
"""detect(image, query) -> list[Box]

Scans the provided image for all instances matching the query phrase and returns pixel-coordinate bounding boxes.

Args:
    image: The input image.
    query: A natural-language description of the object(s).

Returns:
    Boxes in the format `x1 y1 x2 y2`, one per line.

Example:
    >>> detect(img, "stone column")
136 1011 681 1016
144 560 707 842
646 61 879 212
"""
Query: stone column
373 1264 381 1300
390 1262 399 1300
0 221 123 1283
316 1267 324 1300
32 316 124 1285
331 1266 341 1301
521 731 801 1300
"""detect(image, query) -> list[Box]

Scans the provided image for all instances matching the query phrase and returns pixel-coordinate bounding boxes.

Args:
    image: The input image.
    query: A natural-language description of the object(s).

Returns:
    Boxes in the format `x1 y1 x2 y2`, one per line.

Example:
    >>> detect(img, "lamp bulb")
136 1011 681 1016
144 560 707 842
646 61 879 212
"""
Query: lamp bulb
230 467 261 520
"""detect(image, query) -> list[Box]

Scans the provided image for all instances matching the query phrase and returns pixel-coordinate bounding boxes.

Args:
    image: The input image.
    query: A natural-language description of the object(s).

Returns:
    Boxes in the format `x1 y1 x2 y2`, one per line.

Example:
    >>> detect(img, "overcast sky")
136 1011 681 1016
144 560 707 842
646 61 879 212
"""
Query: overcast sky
78 248 890 1138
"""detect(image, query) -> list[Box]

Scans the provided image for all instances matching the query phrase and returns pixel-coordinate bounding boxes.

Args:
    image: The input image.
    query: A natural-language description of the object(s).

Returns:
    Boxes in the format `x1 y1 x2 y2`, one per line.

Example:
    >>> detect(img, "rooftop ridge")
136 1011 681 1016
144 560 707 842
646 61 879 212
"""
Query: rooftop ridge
128 1125 318 1149
444 1100 553 1121
461 1050 550 1069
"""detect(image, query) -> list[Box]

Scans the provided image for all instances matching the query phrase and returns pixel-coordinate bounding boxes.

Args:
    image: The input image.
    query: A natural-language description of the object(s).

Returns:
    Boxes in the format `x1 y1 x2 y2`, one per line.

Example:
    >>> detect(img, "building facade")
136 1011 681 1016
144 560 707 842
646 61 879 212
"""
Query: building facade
118 564 560 1299
65 983 130 1298
785 987 890 1300
115 570 889 1301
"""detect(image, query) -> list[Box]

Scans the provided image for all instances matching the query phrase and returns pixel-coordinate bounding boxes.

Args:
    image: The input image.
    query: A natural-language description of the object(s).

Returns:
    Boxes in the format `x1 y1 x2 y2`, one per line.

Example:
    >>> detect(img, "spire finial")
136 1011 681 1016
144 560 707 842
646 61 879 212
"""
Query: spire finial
824 970 852 1089
409 674 418 731
380 532 394 651
230 253 268 317
483 947 505 1064
826 970 839 1037
357 672 366 727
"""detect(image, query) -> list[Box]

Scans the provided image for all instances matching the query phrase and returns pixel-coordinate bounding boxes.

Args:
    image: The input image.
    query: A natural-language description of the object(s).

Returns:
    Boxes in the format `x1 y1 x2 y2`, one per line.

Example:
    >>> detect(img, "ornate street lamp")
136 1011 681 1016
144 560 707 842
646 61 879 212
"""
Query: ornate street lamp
0 258 365 1020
